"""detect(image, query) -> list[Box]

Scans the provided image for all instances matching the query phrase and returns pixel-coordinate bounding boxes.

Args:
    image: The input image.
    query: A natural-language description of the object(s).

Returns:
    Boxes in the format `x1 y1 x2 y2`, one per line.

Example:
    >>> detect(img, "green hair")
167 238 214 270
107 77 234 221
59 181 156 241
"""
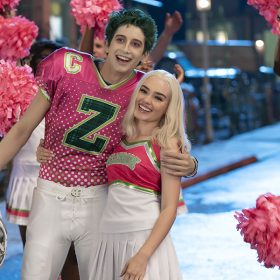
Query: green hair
105 8 158 54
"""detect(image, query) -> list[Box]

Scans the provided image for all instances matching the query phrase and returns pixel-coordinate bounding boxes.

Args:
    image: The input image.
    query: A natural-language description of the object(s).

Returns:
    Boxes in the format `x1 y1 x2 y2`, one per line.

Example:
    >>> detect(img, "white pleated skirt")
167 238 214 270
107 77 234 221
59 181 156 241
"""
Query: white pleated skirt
5 121 44 226
6 164 39 225
90 183 182 280
91 230 182 280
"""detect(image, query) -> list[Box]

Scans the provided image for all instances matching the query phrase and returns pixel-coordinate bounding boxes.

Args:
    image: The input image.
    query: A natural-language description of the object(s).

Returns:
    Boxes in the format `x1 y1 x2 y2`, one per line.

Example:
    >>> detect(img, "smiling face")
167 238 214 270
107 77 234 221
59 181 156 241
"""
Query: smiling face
134 76 171 126
105 24 146 77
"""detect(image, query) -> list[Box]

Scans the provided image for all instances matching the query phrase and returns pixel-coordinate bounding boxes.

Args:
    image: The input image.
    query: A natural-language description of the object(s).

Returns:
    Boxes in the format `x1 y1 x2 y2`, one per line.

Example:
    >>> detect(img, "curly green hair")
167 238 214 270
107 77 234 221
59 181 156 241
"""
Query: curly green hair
105 8 158 54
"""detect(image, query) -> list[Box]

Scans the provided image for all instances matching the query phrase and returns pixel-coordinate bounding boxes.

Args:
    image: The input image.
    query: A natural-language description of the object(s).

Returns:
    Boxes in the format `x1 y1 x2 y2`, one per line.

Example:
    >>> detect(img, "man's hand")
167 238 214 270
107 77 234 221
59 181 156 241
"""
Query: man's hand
36 139 54 163
161 150 197 177
164 11 183 36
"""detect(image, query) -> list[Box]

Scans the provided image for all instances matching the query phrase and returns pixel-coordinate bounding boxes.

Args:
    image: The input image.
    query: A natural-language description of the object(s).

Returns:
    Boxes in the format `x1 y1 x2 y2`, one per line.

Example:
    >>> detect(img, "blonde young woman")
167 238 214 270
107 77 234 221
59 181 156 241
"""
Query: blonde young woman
90 69 191 280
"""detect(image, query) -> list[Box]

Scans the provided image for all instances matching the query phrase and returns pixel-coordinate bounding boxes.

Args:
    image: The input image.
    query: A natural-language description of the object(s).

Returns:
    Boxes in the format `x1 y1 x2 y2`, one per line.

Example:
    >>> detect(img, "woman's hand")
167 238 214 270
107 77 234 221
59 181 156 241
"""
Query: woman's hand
120 252 149 280
36 139 54 163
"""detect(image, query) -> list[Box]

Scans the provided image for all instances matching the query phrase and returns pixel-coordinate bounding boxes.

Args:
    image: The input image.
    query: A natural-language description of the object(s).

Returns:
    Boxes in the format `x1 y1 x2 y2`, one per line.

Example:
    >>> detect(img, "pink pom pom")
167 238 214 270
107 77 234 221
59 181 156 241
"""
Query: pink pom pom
247 0 269 10
0 0 20 11
247 0 280 35
235 193 280 268
0 60 38 135
247 0 280 8
70 0 123 39
0 15 38 60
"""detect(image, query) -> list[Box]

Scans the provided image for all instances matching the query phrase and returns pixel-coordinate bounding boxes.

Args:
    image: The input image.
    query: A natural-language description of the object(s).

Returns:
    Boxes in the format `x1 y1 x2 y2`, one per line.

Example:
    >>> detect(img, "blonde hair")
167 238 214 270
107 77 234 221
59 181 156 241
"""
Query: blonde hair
122 70 191 151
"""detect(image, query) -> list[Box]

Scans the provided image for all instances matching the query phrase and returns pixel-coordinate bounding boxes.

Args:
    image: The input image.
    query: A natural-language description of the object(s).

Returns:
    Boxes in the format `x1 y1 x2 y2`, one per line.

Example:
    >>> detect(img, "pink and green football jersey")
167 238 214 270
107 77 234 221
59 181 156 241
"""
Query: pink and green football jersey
36 47 143 187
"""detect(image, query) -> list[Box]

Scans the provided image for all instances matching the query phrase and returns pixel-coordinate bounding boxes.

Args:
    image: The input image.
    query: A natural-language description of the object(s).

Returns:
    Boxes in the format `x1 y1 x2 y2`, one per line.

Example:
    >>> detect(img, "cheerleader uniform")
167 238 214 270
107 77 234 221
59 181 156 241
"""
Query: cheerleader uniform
6 121 44 225
90 139 183 280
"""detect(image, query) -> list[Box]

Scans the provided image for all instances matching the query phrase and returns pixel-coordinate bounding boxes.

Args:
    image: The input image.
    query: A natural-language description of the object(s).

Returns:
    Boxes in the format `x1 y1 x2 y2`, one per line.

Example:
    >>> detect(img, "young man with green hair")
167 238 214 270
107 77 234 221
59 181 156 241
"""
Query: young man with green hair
0 8 196 279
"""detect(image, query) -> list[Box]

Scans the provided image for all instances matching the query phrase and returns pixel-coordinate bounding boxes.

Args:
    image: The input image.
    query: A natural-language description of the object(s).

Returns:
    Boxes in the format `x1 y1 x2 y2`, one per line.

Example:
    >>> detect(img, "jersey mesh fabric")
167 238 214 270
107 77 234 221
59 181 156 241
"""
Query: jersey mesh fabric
35 47 143 187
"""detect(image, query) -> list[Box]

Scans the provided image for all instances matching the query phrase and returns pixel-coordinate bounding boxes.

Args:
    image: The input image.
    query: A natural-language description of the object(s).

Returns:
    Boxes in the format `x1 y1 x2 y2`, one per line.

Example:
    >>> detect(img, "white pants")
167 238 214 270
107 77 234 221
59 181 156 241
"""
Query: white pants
21 178 108 280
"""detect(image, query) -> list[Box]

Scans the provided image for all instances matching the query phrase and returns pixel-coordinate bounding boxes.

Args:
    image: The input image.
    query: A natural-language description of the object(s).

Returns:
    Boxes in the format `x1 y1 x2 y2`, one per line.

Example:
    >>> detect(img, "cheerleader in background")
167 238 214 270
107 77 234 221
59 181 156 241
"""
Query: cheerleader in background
6 39 63 246
0 0 38 267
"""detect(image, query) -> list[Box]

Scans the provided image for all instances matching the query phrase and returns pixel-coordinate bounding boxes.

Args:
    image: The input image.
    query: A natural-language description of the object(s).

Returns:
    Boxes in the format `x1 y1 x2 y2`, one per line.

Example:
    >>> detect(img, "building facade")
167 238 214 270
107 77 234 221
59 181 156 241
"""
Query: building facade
17 0 275 67
18 0 78 47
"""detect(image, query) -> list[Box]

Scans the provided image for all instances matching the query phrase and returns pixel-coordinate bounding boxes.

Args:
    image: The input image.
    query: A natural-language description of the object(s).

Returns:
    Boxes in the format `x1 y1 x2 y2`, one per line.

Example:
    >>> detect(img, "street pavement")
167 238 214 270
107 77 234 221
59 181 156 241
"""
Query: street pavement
1 122 280 279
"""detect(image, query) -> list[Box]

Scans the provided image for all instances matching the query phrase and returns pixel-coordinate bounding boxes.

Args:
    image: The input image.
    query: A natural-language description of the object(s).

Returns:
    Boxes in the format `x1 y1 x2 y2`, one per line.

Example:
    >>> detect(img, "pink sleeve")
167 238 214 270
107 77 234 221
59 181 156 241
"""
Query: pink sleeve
35 48 66 102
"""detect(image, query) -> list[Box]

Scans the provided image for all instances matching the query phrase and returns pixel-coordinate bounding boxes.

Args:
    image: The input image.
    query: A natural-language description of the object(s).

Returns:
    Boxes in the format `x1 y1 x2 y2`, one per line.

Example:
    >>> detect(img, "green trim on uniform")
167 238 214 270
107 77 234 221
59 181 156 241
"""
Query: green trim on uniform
110 180 161 196
121 139 160 172
92 60 136 90
39 87 50 101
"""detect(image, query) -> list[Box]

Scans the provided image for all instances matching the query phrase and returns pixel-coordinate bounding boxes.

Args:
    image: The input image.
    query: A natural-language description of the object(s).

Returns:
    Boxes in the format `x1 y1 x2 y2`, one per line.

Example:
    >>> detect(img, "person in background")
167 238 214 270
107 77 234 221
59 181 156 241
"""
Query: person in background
274 9 280 75
181 82 201 141
273 37 280 75
138 11 183 71
5 39 82 280
79 31 107 60
0 4 43 268
134 11 185 89
93 37 107 59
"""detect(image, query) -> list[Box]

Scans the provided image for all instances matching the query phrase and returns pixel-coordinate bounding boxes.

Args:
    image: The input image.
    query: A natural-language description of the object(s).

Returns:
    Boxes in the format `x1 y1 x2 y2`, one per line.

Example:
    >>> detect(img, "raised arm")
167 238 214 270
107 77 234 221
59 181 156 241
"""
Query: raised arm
79 26 94 55
149 11 183 65
0 92 50 170
120 139 181 279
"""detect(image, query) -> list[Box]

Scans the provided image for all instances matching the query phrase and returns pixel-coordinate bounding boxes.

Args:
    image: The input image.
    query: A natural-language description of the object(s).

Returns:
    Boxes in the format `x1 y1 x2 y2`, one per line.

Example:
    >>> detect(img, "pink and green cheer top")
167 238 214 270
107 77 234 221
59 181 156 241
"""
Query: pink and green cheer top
101 139 186 233
106 139 161 195
106 139 186 219
101 139 162 232
35 47 143 187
